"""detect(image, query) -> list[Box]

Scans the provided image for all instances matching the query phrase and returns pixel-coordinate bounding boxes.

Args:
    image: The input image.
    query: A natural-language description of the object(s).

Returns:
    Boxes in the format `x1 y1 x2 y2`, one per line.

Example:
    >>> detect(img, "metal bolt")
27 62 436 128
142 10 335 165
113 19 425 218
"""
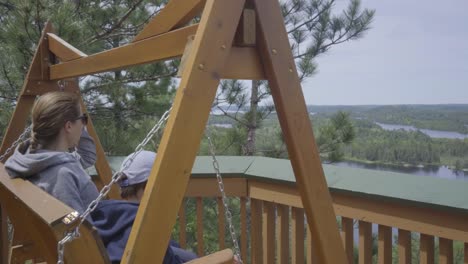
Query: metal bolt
198 64 205 70
26 90 30 93
272 49 277 55
289 68 293 73
221 45 226 50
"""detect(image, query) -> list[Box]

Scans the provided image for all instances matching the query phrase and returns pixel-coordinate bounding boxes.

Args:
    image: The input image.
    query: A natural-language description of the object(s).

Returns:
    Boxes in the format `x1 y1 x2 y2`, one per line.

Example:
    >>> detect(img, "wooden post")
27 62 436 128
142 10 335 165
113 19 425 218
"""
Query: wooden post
277 204 289 264
378 225 392 264
121 1 246 263
398 229 412 264
359 221 372 264
341 217 354 264
251 199 263 264
253 0 348 262
262 201 275 263
420 234 434 264
291 208 304 264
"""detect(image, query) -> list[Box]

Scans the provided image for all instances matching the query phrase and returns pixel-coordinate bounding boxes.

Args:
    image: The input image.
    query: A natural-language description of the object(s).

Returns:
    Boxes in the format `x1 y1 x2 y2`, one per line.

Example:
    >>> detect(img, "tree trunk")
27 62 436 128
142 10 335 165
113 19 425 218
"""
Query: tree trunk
245 80 259 156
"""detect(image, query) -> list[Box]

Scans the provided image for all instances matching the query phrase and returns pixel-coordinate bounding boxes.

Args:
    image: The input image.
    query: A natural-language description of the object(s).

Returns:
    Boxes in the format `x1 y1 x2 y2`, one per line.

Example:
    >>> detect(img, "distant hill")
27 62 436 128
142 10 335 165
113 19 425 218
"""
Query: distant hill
307 104 468 134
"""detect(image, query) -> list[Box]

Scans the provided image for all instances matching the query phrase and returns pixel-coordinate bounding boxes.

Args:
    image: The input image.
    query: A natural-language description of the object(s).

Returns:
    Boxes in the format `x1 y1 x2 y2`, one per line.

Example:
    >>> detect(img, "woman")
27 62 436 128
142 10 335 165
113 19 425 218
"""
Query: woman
5 91 99 214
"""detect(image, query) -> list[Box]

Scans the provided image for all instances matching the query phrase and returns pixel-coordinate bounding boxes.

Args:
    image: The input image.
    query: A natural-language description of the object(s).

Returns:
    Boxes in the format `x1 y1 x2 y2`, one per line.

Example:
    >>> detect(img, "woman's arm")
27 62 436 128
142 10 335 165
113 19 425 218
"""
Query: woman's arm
77 128 97 169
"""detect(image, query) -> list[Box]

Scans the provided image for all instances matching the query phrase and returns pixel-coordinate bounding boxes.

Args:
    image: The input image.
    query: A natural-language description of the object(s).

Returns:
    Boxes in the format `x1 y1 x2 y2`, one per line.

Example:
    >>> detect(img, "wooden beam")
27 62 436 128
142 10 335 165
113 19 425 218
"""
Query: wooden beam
234 9 256 46
121 1 245 263
178 199 187 248
0 207 8 264
0 23 54 264
133 0 205 42
50 26 265 80
253 0 347 262
50 25 197 80
47 33 87 61
0 22 54 162
185 178 247 197
185 249 234 264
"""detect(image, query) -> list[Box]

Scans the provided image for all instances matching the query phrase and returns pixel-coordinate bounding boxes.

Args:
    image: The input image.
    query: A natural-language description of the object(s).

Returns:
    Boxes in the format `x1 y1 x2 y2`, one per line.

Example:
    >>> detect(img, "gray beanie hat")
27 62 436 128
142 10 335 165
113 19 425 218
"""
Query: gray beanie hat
119 150 157 188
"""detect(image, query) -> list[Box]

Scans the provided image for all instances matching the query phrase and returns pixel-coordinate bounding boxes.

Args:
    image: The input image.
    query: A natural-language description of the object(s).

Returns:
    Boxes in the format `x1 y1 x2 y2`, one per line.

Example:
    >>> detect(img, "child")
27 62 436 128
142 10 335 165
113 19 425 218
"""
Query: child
92 151 197 264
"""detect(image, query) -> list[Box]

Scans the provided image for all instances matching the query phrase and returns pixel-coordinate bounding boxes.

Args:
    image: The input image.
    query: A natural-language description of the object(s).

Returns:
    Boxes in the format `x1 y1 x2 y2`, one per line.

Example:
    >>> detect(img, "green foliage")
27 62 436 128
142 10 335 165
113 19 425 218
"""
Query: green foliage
214 0 374 156
0 0 175 155
317 111 355 162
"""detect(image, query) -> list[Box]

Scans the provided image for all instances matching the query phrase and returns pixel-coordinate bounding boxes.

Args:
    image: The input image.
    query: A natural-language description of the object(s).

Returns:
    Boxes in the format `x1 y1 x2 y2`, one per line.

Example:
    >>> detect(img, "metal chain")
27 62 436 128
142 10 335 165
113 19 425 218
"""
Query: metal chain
206 131 243 264
57 108 172 264
0 125 32 163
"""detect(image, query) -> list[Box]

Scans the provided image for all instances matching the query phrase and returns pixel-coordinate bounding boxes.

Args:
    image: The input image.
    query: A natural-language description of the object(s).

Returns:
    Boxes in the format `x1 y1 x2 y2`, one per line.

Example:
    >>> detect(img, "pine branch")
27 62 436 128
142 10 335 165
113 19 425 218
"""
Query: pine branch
86 0 145 44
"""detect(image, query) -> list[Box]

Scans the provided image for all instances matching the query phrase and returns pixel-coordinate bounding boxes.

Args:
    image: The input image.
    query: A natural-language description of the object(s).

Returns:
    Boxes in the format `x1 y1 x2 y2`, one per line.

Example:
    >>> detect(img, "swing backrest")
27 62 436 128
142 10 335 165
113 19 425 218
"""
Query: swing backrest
0 163 110 264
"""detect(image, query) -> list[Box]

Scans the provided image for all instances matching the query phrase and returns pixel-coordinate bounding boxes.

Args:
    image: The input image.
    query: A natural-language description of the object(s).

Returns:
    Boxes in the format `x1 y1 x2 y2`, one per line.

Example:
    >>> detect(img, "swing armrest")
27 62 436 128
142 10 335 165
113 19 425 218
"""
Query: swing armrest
0 164 72 225
185 249 235 264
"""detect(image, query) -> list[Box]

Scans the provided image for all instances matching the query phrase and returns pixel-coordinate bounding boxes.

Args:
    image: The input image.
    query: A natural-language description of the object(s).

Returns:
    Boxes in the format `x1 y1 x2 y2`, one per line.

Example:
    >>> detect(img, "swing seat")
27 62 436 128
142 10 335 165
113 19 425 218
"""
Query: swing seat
0 164 236 264
0 163 110 264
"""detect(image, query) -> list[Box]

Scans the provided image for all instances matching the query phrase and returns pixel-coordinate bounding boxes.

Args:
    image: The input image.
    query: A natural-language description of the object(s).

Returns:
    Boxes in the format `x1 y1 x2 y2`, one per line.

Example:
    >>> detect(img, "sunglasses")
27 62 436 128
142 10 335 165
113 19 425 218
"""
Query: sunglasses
75 113 89 125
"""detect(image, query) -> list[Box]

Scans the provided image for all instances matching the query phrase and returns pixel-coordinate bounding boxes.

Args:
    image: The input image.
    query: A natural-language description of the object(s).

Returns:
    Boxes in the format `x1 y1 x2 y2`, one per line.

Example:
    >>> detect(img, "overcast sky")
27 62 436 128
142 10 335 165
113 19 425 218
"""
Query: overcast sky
301 0 468 105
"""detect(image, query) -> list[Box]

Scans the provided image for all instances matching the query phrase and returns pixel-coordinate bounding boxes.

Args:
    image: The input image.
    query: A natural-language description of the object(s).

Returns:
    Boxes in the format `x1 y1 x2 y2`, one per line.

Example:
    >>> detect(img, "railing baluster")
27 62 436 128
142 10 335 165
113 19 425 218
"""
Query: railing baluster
178 198 187 249
341 217 354 264
306 222 319 264
378 225 392 264
217 197 225 250
277 204 289 264
359 220 372 264
291 207 305 264
196 197 204 256
251 199 263 264
464 242 468 264
398 229 411 263
439 238 453 264
240 197 247 262
420 234 434 264
263 201 275 263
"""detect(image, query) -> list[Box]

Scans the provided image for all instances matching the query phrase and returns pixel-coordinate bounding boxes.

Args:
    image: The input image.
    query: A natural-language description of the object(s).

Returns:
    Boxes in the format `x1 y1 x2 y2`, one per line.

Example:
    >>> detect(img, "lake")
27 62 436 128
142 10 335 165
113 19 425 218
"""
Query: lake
376 122 468 139
334 160 467 242
335 160 467 180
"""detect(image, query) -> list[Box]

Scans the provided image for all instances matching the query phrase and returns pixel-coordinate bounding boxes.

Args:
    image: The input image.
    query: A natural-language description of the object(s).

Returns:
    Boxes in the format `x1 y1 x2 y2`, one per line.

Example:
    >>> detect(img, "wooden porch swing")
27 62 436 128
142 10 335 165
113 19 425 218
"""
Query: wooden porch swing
0 0 348 263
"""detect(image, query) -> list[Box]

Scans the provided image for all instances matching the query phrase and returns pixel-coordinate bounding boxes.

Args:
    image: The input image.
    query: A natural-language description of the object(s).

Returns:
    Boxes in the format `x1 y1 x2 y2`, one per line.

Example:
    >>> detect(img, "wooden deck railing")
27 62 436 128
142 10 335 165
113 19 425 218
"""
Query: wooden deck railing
177 177 468 264
93 156 468 263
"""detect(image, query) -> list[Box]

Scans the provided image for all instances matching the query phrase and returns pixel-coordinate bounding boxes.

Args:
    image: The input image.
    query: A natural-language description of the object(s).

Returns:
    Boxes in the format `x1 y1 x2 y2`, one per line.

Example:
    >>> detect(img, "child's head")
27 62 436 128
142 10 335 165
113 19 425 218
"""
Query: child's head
30 91 86 151
119 150 157 201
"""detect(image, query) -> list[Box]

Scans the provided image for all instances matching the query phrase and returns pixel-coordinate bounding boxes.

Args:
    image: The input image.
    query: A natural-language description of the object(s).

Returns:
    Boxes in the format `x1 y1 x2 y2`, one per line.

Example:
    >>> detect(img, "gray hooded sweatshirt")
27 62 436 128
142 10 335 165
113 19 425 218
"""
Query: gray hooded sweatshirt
4 130 99 214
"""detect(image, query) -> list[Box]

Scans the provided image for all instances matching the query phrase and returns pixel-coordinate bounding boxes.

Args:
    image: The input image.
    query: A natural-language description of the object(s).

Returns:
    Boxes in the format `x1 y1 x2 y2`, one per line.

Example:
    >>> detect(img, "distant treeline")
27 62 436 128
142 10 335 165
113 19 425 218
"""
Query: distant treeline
308 104 468 134
343 119 468 168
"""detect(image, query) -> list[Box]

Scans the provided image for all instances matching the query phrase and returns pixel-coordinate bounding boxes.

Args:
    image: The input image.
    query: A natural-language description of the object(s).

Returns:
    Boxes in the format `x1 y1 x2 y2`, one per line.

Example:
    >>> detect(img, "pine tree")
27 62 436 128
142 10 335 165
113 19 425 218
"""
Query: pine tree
0 0 176 154
214 0 374 157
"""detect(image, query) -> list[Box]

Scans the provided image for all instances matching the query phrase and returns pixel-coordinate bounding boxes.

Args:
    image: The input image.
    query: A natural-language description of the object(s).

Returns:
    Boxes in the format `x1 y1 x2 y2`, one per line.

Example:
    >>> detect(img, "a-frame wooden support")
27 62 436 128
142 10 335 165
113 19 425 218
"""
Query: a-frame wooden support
121 0 348 263
0 0 347 263
0 22 118 264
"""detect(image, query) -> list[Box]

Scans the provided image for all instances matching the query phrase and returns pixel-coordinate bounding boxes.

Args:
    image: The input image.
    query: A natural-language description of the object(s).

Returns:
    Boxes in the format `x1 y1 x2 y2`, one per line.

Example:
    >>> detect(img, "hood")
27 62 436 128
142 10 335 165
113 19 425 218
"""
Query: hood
4 141 80 179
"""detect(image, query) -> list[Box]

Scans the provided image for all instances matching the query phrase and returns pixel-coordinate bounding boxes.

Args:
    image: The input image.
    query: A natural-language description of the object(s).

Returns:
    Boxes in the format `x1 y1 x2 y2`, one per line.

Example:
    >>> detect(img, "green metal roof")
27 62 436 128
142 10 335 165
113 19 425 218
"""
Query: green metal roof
87 156 468 214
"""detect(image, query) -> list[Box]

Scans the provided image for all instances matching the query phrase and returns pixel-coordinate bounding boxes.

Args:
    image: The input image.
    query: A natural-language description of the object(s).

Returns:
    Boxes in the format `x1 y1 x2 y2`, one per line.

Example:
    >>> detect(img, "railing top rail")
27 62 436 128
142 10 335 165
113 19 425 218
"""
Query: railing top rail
90 156 468 214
